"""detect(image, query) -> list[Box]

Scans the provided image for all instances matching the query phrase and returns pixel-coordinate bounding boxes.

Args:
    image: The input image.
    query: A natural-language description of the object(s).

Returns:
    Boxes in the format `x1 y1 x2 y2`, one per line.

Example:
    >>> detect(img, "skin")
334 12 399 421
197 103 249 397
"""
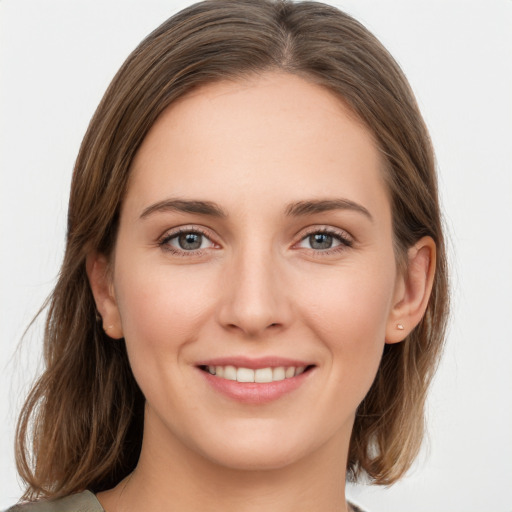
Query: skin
88 72 435 512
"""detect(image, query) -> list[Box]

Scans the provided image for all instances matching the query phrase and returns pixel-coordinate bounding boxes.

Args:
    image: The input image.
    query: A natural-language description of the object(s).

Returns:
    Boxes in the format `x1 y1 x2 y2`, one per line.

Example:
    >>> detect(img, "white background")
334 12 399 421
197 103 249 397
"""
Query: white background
1 1 511 510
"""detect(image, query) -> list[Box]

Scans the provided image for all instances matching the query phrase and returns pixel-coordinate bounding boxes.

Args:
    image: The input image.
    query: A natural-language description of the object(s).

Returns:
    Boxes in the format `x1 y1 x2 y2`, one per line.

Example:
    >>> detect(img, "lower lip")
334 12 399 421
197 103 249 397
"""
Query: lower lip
198 368 313 404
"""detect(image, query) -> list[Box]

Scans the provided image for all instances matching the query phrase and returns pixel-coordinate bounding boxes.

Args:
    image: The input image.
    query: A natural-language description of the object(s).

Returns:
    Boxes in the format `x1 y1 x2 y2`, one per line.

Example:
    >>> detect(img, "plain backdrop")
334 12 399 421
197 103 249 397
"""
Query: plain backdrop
1 1 511 510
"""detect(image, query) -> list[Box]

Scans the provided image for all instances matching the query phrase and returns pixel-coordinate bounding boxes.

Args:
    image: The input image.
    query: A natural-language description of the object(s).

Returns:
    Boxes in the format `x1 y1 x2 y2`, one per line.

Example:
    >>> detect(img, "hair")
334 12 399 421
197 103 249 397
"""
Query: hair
15 0 449 500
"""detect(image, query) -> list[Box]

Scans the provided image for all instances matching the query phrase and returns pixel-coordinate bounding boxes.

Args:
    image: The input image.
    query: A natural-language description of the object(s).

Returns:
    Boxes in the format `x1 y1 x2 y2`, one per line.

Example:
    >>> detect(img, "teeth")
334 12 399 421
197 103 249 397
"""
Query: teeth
223 365 237 381
237 367 254 382
285 367 295 378
204 365 309 383
272 367 286 381
255 368 273 383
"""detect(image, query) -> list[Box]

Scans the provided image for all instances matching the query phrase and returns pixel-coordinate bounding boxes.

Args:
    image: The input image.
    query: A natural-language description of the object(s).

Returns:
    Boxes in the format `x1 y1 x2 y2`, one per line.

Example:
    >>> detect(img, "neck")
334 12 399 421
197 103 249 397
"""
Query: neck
97 411 352 512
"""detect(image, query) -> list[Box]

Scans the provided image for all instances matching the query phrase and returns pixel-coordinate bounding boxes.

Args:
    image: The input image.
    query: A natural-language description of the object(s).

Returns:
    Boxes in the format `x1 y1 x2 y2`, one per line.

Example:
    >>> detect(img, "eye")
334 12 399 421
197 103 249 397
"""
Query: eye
303 233 338 250
159 228 217 254
296 229 353 252
173 232 209 250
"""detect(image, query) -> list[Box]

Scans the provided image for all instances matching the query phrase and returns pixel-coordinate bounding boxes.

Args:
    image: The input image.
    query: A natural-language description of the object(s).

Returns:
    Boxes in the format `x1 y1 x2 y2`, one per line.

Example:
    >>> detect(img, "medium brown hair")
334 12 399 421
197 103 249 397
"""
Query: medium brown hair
15 0 449 499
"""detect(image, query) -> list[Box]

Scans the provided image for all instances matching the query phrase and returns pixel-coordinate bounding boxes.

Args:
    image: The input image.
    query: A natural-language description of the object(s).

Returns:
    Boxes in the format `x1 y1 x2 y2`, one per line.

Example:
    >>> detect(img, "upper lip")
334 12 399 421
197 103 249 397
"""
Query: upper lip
195 356 315 370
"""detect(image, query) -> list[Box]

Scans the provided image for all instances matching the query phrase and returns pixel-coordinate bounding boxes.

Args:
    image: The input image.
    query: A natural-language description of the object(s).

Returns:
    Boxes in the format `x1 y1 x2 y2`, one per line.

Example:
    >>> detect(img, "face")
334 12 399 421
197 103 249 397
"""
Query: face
101 72 405 471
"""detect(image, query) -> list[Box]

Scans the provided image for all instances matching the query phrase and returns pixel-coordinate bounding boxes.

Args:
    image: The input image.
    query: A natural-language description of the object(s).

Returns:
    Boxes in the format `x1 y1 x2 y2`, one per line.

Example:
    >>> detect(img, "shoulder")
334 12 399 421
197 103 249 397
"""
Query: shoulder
6 492 365 512
4 491 104 512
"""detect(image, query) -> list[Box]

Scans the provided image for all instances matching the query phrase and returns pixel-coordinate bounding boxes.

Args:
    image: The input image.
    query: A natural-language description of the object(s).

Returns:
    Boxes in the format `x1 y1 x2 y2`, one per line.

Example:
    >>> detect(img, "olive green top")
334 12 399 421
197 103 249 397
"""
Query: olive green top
5 490 366 512
5 491 104 512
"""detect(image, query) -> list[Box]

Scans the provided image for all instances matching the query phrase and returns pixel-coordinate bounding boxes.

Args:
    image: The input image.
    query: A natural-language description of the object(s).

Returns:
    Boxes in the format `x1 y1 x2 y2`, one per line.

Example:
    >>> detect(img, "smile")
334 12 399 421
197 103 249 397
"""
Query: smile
197 359 316 404
200 365 309 383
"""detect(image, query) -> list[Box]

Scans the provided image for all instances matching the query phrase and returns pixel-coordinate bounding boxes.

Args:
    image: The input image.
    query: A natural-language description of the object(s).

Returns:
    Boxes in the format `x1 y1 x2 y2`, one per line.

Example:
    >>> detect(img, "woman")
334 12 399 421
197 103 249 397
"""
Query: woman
8 1 449 511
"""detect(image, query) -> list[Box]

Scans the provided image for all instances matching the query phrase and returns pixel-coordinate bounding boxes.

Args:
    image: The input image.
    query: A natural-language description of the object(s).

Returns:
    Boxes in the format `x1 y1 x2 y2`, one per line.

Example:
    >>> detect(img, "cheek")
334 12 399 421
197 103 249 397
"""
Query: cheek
296 258 396 393
113 256 219 367
111 256 224 425
301 260 395 334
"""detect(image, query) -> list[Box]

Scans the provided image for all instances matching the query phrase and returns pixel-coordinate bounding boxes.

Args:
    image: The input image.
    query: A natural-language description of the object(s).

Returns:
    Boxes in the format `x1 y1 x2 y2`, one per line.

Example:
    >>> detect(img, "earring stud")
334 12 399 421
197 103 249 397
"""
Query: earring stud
396 323 404 330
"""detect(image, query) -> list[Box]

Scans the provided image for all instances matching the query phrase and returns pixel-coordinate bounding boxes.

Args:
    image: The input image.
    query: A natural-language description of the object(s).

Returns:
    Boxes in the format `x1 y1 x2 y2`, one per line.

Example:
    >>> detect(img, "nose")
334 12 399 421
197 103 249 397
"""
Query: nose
217 246 292 338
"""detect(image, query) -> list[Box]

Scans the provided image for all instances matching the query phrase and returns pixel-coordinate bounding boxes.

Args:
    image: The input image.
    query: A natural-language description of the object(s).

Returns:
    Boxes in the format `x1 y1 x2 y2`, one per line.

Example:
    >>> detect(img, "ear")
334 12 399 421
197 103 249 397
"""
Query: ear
386 236 436 344
86 252 124 339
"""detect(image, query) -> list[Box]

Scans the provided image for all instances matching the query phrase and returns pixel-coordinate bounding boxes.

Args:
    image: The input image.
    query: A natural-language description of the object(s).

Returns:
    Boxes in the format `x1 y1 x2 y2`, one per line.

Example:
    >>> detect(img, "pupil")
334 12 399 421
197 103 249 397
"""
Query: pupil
310 233 332 250
178 233 202 250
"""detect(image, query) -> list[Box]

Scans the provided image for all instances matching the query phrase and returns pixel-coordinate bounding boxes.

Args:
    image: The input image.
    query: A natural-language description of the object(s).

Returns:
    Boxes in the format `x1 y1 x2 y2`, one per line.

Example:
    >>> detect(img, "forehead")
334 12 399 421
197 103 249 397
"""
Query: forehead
126 72 388 219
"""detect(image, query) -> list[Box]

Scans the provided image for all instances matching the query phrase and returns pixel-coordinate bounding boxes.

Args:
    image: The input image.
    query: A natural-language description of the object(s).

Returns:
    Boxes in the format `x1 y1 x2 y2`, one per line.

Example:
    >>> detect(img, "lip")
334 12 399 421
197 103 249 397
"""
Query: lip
195 356 313 370
195 356 316 404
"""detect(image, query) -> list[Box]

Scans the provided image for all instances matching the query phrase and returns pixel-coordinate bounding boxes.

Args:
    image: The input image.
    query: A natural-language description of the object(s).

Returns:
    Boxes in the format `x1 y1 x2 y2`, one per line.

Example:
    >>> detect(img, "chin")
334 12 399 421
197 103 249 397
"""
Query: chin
184 419 330 472
201 441 306 472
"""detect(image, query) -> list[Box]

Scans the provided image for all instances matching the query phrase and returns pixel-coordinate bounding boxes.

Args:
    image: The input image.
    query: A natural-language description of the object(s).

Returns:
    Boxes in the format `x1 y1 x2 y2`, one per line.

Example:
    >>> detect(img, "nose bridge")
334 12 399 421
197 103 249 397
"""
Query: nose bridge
218 237 290 336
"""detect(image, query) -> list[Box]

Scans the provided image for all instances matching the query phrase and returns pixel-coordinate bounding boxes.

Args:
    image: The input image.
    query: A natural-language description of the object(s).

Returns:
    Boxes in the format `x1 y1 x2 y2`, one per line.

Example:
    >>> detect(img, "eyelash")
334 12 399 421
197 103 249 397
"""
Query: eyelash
158 226 216 257
295 227 354 256
157 226 353 257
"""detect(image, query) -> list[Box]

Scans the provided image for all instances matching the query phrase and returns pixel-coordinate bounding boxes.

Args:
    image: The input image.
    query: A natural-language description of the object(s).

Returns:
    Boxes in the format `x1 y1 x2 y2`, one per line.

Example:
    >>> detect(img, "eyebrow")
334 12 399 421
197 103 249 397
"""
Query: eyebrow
140 199 227 219
140 197 372 221
285 199 373 221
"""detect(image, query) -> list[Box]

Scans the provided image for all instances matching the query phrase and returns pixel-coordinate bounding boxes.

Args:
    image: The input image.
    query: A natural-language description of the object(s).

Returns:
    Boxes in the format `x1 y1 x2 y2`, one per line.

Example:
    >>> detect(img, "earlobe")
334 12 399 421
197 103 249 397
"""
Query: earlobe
86 252 124 339
386 236 436 344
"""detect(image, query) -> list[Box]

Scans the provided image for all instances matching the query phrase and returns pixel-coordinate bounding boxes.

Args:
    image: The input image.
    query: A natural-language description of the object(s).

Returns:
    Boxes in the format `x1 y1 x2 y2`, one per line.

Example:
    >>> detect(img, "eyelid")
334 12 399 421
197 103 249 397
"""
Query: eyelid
157 225 220 254
293 225 354 253
156 224 354 257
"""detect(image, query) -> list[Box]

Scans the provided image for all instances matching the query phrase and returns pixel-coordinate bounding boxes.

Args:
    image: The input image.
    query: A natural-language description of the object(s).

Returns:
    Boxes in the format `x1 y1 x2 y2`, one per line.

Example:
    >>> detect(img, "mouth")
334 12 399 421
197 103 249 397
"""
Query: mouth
198 364 315 383
195 357 316 403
